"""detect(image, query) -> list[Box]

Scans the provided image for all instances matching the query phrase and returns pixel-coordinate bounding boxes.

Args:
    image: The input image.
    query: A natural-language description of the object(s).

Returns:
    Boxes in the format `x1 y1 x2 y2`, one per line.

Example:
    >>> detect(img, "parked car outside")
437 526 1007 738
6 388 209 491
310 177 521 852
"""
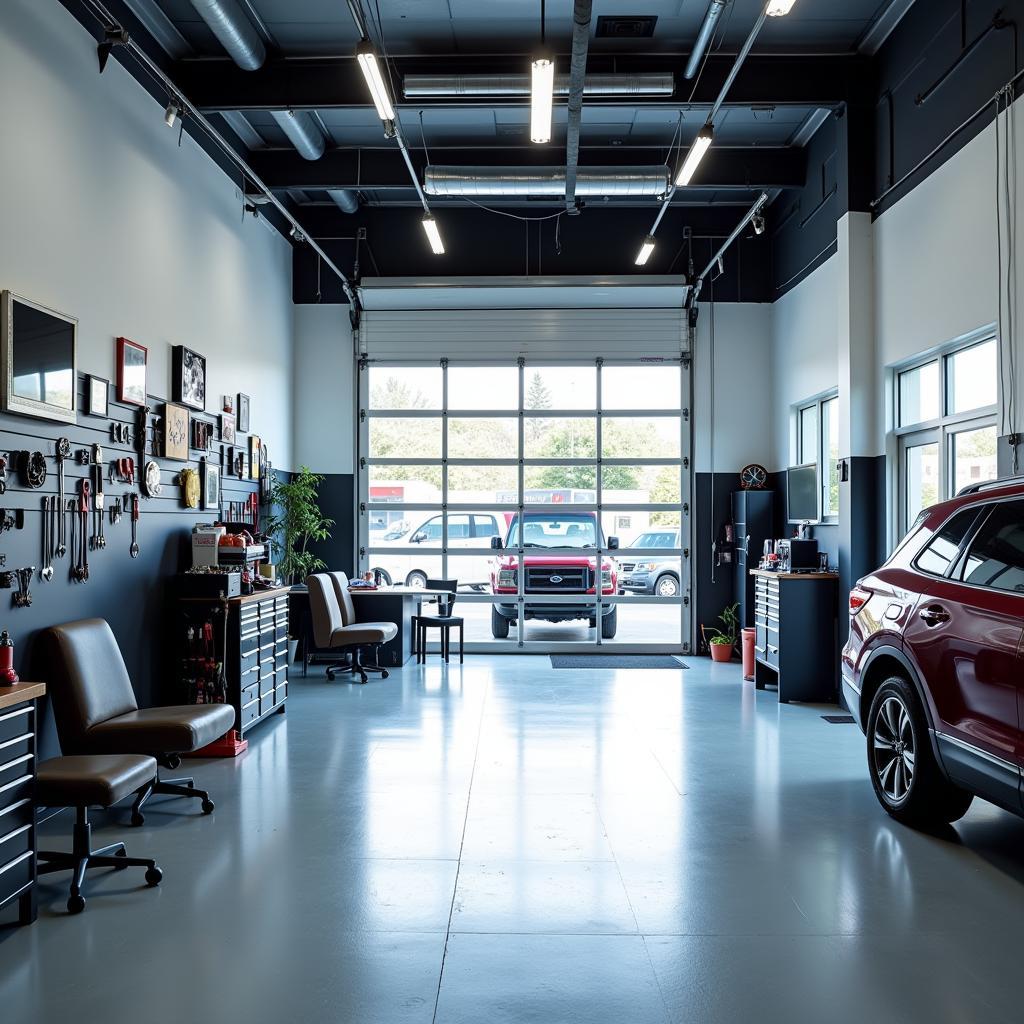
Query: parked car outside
842 477 1024 828
617 529 681 596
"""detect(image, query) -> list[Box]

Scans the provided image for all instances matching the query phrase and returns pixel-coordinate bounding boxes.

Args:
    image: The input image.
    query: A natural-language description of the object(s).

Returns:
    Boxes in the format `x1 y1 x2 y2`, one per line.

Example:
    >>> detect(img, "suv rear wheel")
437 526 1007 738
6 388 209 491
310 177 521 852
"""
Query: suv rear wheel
866 677 973 827
655 574 679 597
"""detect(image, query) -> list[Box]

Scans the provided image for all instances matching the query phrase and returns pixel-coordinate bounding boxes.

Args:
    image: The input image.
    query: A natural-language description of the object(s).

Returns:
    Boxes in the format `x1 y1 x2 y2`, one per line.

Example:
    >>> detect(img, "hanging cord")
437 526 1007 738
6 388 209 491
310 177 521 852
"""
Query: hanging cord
457 197 566 221
316 254 322 304
418 110 431 166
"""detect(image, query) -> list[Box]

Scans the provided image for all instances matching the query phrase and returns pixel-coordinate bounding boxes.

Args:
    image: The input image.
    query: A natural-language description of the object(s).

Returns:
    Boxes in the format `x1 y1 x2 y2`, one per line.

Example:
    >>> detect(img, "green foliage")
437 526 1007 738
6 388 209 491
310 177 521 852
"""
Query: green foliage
265 467 334 585
706 603 740 646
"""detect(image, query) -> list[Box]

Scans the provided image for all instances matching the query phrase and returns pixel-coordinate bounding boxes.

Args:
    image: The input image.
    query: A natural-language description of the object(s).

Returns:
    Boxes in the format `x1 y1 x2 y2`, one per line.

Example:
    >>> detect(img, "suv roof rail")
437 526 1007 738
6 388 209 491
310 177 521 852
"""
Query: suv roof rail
956 474 1024 496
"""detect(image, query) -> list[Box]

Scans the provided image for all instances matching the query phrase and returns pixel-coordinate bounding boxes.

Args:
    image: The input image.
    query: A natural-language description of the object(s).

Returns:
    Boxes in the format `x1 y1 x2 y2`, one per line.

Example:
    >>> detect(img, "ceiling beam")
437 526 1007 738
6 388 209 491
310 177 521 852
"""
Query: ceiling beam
248 146 806 192
175 53 869 112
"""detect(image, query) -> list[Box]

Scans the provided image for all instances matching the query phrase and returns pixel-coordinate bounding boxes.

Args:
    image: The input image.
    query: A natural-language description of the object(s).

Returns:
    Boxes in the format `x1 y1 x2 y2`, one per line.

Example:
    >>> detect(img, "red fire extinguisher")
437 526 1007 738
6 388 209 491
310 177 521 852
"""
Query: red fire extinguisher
0 631 19 684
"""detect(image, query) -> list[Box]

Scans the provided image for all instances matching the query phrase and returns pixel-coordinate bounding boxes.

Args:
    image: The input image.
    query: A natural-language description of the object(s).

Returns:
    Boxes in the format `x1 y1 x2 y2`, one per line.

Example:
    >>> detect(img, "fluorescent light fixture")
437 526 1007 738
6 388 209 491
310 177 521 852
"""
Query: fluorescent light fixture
635 236 656 266
674 125 713 186
356 42 396 122
422 215 445 255
765 0 797 15
164 100 179 128
530 57 554 144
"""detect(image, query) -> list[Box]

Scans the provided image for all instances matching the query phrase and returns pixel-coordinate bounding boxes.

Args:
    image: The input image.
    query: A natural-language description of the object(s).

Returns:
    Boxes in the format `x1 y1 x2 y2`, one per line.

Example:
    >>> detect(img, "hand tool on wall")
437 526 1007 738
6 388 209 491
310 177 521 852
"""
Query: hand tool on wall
0 454 7 495
92 457 106 549
111 422 131 445
72 481 90 582
110 497 122 526
12 568 34 608
129 492 140 558
41 497 53 582
18 450 47 489
55 437 71 557
110 457 136 485
137 405 151 460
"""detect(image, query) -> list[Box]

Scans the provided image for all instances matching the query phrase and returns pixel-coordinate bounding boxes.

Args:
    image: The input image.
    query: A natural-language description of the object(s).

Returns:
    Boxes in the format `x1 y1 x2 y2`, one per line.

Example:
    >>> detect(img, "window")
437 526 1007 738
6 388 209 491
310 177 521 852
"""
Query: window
959 501 1024 593
795 393 839 521
895 335 998 535
915 508 980 577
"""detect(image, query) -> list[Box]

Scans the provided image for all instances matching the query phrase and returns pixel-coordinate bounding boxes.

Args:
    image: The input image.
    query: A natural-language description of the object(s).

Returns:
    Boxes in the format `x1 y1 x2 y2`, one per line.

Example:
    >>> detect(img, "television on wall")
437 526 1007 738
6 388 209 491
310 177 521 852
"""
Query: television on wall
0 291 78 424
787 463 819 524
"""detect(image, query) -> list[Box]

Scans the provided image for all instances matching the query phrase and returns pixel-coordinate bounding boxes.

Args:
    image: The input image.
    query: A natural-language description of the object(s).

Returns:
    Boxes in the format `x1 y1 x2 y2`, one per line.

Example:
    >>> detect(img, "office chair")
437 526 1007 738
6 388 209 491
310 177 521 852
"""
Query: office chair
39 619 235 826
413 578 464 664
306 573 397 684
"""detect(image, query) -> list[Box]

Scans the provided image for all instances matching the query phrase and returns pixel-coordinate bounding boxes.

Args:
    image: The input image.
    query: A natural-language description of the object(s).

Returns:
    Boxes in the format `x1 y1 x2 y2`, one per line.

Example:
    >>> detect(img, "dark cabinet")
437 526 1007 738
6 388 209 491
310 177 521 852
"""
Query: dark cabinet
732 491 774 629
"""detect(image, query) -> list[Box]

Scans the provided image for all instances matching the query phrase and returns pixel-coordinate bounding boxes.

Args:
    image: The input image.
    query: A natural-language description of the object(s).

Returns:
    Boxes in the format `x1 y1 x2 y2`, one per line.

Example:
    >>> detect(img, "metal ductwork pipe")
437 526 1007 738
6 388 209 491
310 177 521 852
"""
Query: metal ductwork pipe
188 0 266 70
685 0 728 79
403 72 675 97
328 189 360 214
424 166 669 198
564 0 594 211
270 109 326 161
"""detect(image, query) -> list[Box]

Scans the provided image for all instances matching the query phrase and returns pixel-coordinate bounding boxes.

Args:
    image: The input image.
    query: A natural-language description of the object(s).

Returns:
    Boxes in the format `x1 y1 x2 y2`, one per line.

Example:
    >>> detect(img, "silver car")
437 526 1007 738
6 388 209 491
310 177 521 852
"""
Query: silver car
617 529 681 596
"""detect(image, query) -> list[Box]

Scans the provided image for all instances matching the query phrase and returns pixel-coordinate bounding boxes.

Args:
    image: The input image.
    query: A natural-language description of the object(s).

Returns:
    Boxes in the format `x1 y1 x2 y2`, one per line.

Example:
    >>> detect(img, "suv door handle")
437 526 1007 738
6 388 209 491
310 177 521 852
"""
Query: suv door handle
919 605 950 626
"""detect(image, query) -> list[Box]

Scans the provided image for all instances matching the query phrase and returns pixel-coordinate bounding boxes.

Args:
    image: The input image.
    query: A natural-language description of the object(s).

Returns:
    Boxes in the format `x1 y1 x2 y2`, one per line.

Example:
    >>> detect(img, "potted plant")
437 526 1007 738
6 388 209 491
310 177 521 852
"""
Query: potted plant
705 603 740 662
265 468 334 661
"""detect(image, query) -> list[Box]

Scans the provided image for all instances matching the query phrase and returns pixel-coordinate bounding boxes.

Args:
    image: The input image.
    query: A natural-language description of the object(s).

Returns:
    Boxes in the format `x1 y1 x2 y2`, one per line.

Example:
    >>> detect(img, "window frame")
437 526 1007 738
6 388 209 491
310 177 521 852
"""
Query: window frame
794 390 839 524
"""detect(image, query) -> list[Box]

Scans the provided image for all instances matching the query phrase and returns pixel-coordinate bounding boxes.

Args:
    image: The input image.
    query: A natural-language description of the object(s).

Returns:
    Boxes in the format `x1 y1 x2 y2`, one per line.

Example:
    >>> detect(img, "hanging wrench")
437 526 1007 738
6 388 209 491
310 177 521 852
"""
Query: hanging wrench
40 496 54 582
130 492 140 558
55 437 71 557
92 463 106 549
76 480 91 582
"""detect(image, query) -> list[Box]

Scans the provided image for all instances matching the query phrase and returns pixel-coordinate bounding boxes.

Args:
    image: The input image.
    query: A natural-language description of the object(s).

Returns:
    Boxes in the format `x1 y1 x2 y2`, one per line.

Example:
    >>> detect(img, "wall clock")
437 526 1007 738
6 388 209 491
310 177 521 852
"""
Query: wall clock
739 463 768 490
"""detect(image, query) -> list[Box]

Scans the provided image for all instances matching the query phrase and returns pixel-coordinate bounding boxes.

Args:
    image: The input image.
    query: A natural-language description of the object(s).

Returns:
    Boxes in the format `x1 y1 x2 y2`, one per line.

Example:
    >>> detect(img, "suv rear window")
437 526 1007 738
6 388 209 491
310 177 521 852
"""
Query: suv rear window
958 501 1024 593
915 508 980 577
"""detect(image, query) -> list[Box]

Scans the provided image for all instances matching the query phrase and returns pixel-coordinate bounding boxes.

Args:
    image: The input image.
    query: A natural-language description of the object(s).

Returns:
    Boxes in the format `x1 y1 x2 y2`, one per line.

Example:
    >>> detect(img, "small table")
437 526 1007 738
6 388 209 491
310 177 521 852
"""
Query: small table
350 588 451 667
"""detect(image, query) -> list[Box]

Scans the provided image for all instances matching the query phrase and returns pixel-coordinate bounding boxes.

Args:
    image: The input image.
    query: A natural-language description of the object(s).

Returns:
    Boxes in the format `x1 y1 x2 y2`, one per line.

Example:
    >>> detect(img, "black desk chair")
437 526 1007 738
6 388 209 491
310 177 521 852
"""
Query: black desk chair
414 579 464 664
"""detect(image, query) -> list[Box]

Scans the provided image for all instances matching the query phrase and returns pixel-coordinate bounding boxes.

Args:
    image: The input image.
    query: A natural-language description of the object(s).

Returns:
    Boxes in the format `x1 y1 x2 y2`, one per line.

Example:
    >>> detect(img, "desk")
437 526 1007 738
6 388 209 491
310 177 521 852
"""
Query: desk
0 682 46 927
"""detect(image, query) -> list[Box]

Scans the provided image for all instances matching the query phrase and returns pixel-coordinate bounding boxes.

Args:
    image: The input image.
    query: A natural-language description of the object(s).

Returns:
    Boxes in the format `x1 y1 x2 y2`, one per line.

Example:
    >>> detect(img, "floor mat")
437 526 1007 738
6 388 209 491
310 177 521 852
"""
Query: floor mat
549 655 688 669
821 714 856 724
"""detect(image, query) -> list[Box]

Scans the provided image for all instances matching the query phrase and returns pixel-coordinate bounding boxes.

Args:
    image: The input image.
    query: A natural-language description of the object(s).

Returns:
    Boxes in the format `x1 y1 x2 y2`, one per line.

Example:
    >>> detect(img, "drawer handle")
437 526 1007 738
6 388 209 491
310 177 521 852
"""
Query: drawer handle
0 732 33 753
0 753 32 775
0 822 31 847
0 849 32 877
0 707 32 726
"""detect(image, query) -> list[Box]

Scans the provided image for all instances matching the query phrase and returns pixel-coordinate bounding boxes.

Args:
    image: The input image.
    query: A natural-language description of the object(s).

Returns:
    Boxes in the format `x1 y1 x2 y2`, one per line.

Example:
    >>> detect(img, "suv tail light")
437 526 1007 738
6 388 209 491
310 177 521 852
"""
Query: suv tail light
849 587 871 615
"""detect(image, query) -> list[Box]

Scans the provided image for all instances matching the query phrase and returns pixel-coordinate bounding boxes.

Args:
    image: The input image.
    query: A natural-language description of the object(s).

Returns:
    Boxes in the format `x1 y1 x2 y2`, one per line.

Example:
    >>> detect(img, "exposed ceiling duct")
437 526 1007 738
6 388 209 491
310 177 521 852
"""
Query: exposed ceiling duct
402 73 674 97
424 166 669 198
188 0 266 70
328 188 360 214
564 0 594 212
270 109 326 161
685 1 728 79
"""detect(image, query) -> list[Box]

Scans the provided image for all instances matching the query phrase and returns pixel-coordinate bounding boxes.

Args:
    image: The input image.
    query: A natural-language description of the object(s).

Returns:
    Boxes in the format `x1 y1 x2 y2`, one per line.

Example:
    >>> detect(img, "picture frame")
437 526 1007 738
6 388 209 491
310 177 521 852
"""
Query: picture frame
222 395 234 415
172 345 207 412
220 412 236 444
116 337 147 407
162 402 190 461
237 392 250 433
86 375 109 417
1 291 78 425
203 461 221 511
192 419 213 451
249 434 261 480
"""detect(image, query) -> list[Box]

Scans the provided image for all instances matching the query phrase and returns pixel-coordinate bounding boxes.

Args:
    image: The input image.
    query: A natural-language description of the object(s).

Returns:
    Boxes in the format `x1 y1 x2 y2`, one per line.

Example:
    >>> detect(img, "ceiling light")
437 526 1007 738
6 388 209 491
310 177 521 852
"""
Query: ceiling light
530 57 555 144
422 215 445 255
635 236 656 266
356 41 396 122
164 100 179 128
674 125 713 186
765 0 797 16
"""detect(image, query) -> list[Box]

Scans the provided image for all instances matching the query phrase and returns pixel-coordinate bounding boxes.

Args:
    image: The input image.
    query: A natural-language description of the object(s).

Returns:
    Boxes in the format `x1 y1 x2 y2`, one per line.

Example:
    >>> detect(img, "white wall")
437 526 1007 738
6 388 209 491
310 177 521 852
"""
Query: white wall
292 304 354 474
0 0 295 467
693 302 773 474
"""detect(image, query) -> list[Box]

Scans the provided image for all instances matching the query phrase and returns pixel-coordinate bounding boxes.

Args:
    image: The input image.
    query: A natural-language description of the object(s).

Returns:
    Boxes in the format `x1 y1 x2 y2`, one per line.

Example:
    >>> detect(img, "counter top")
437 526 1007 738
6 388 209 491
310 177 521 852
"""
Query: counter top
750 569 839 580
0 682 46 711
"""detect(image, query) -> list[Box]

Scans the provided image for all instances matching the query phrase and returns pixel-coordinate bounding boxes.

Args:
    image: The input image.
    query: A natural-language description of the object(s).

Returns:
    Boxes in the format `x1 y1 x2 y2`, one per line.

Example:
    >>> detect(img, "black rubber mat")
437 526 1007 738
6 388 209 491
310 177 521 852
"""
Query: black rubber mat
549 655 688 669
821 714 856 724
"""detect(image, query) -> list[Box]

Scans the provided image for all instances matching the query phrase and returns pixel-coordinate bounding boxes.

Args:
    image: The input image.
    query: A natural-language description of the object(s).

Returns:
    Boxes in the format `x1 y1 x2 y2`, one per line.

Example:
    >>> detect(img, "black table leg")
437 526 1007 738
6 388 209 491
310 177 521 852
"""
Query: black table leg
460 623 464 663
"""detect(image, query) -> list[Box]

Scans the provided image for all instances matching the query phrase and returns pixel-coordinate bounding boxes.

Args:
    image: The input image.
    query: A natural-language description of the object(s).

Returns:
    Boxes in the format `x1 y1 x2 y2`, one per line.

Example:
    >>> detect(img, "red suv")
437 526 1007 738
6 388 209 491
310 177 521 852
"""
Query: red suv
843 478 1024 828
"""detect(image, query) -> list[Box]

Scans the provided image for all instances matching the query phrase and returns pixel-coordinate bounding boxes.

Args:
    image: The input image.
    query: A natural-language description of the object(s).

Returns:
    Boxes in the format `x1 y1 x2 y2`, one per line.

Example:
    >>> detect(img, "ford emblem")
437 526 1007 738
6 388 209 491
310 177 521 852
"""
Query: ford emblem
549 575 563 584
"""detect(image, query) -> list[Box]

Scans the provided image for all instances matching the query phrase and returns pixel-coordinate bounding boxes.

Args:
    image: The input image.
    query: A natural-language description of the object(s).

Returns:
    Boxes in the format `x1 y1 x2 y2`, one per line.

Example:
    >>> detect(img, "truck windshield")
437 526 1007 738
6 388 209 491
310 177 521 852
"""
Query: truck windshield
507 515 598 548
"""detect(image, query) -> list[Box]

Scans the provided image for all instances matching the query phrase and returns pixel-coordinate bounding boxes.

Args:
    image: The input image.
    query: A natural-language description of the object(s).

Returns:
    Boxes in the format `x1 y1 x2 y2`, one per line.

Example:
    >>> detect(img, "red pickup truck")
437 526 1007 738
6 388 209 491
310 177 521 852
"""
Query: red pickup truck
489 511 619 639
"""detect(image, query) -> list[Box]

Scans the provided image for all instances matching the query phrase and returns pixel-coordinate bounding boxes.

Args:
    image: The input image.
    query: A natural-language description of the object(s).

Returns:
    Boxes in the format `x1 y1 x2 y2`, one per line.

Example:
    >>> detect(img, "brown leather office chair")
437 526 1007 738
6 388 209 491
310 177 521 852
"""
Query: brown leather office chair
39 619 235 825
307 573 397 684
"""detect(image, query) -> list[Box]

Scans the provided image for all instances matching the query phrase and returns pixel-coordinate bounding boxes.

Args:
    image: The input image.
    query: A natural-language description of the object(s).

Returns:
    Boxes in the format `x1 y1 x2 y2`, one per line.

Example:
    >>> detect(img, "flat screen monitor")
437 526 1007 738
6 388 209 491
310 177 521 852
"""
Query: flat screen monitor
787 463 819 523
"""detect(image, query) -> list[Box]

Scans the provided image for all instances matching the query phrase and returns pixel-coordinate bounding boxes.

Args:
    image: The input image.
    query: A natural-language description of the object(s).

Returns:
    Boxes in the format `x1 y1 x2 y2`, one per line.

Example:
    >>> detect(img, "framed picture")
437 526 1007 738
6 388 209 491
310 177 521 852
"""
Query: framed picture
249 434 261 480
116 337 147 406
172 345 206 411
203 462 221 511
1 292 78 425
222 395 234 415
86 375 109 417
237 393 250 433
162 402 190 461
220 412 236 444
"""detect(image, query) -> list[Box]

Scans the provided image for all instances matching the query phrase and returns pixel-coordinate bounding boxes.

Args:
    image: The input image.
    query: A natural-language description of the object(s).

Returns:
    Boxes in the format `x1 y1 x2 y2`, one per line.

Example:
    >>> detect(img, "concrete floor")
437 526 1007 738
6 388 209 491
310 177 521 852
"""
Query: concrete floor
2 656 1023 1023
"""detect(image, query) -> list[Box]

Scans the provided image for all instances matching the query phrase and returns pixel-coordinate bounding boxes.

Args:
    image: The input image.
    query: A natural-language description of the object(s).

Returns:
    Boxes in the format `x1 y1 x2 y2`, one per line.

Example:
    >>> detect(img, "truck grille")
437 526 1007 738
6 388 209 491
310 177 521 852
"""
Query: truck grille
525 566 592 592
618 562 636 573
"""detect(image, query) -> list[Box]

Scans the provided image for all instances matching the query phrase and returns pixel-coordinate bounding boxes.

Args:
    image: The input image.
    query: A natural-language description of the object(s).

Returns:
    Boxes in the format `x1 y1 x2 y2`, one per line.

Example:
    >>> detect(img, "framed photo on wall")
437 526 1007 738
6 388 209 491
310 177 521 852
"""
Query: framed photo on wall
86 375 109 417
172 345 207 411
162 402 190 461
249 434 261 480
116 337 147 406
222 395 234 415
203 462 221 511
220 412 236 444
237 393 250 433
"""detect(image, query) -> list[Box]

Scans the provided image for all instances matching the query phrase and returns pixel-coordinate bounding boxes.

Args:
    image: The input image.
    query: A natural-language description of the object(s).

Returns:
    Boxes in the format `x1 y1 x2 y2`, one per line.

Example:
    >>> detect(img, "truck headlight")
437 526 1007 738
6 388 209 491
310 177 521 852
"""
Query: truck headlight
601 569 613 587
498 569 517 588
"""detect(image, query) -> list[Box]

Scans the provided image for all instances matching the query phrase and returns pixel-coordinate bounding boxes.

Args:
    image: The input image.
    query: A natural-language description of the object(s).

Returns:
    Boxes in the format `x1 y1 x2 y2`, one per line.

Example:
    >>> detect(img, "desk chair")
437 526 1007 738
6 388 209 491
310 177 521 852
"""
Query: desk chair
414 579 464 664
36 754 162 914
306 573 397 684
39 619 235 826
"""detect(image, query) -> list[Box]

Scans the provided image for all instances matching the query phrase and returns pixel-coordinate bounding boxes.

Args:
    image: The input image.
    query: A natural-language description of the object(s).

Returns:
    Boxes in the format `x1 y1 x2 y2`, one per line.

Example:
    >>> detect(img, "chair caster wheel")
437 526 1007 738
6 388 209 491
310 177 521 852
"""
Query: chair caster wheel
186 781 195 789
358 674 368 684
201 799 215 815
326 670 336 680
131 812 145 827
381 670 389 679
145 866 163 886
114 849 128 870
67 893 85 914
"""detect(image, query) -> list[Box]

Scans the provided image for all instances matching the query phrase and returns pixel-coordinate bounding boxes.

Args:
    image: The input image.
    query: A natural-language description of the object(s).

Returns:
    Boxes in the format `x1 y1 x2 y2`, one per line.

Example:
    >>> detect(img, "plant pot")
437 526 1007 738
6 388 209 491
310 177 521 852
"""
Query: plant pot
709 643 734 663
288 638 299 665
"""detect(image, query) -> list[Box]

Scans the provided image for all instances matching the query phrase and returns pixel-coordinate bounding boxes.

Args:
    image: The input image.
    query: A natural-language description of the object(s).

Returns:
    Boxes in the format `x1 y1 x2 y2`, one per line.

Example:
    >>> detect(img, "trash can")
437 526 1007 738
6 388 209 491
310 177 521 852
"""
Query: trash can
741 627 756 681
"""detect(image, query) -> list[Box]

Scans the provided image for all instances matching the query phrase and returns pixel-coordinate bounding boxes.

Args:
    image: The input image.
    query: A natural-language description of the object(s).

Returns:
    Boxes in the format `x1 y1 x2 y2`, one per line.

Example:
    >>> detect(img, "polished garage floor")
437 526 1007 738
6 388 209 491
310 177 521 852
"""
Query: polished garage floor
2 657 1023 1023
